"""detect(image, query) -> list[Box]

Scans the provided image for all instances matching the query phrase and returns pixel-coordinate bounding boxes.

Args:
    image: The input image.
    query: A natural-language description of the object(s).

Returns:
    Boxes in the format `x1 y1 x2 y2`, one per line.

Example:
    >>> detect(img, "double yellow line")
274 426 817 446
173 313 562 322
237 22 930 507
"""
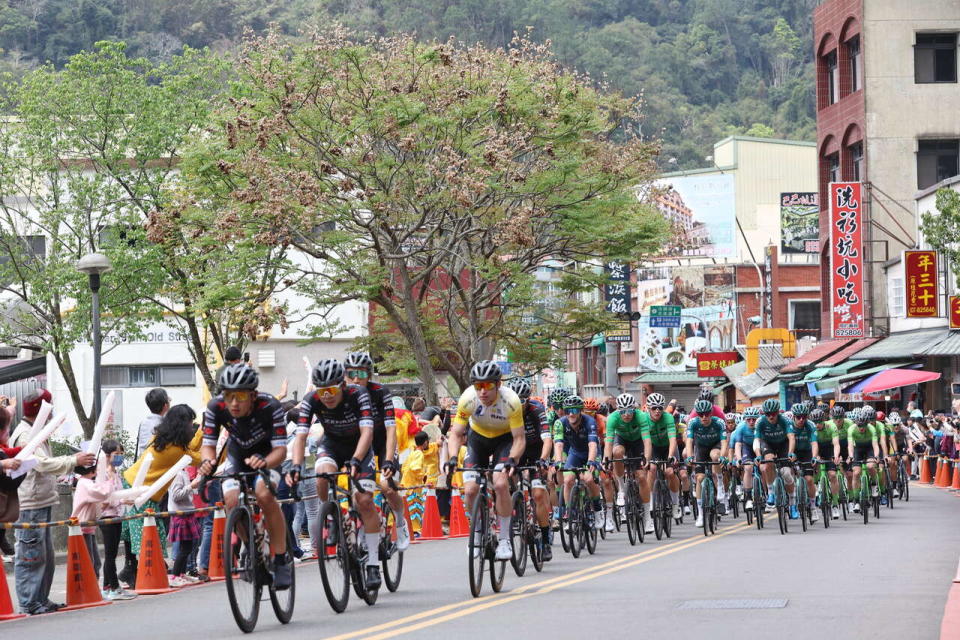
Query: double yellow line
323 520 751 640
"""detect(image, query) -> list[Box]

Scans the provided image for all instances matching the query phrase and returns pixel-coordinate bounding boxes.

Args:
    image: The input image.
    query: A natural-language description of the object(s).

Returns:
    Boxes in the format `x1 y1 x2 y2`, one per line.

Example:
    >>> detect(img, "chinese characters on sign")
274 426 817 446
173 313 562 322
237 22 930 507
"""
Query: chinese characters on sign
904 250 938 318
950 296 960 330
604 261 633 343
829 183 865 338
780 192 820 254
696 351 739 378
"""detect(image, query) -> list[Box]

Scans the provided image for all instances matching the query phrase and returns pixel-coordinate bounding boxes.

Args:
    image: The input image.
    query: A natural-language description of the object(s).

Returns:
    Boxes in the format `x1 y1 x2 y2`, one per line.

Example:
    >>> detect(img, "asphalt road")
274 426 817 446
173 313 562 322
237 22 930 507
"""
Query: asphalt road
4 483 958 639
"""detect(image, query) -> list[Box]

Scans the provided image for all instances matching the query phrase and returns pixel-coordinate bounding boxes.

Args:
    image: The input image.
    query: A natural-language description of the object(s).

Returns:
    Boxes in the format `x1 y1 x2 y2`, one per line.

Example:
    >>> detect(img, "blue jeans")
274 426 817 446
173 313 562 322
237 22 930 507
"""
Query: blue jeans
198 480 222 571
15 507 55 613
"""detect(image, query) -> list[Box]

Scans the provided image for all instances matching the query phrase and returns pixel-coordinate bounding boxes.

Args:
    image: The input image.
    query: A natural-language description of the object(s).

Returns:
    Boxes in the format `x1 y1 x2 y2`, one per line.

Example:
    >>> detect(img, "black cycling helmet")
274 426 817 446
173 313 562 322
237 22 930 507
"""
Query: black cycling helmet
470 360 502 383
220 363 259 391
693 399 713 415
312 359 345 387
563 395 585 410
698 388 713 401
809 408 826 423
343 352 374 370
506 378 531 400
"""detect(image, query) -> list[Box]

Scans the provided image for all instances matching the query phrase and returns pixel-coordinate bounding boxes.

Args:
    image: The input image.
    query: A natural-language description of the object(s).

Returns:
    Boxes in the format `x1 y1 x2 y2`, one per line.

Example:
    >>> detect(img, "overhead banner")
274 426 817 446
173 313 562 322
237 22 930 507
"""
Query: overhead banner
604 261 632 343
696 351 738 378
652 174 736 258
829 182 865 338
904 250 938 318
780 192 820 254
951 296 960 330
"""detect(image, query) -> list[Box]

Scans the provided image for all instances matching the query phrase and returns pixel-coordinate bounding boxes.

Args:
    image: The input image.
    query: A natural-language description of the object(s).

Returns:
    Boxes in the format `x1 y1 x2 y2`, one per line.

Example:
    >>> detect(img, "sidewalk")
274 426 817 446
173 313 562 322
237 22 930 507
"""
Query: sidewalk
941 557 960 640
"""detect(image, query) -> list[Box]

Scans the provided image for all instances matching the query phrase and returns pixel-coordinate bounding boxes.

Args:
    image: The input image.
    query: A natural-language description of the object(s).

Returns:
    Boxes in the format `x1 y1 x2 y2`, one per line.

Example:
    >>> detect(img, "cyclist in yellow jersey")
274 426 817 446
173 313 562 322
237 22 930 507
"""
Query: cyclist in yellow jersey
445 361 526 561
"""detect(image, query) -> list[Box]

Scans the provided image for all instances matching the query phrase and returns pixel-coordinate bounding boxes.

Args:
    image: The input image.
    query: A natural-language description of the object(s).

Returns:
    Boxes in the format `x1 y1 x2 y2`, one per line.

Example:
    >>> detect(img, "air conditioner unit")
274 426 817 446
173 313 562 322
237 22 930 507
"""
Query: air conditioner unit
258 350 276 368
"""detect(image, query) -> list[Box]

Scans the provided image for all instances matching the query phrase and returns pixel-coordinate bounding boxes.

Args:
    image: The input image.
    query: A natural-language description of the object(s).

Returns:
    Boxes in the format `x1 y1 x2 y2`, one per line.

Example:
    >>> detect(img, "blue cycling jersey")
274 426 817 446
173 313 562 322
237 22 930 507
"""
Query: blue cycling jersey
685 416 726 446
792 419 816 452
556 414 598 454
731 422 756 449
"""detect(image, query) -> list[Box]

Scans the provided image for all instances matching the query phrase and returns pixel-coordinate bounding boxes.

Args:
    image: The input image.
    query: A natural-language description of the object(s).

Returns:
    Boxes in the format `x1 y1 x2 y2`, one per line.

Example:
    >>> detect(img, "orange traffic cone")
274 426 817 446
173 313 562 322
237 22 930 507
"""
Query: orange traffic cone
449 489 470 538
938 458 950 488
934 458 944 487
921 456 933 484
207 506 226 581
135 514 176 594
62 525 111 611
951 461 960 491
419 487 446 541
0 551 24 621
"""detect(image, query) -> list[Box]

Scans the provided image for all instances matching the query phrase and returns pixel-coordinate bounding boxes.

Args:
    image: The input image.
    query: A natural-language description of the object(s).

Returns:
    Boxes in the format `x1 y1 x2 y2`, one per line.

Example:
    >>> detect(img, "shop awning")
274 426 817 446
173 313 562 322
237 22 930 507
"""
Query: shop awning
779 339 852 374
632 371 705 384
804 361 914 395
790 359 871 386
819 338 880 367
803 367 832 381
915 330 960 356
847 368 941 394
710 381 732 394
854 328 949 360
748 380 780 399
825 359 868 376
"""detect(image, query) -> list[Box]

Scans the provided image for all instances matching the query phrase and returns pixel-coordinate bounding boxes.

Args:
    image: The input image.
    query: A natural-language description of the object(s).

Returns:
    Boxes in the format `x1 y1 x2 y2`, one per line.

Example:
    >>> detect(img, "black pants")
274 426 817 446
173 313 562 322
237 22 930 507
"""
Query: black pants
436 488 451 518
100 522 122 590
83 533 101 578
172 538 197 576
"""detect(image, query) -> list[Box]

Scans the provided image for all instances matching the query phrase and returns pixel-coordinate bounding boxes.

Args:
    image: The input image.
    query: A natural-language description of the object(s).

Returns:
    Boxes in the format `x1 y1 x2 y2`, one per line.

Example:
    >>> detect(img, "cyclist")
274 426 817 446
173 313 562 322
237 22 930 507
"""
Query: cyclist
721 412 738 505
810 408 841 519
889 412 911 491
732 406 760 511
848 409 881 512
862 405 891 504
603 392 645 531
555 395 603 529
445 361 525 561
684 399 728 528
199 363 292 589
674 412 693 515
876 409 900 498
289 359 383 587
343 352 410 552
826 404 854 507
790 403 818 523
640 393 680 524
585 397 616 528
689 387 725 421
753 398 797 517
505 378 554 561
545 389 568 520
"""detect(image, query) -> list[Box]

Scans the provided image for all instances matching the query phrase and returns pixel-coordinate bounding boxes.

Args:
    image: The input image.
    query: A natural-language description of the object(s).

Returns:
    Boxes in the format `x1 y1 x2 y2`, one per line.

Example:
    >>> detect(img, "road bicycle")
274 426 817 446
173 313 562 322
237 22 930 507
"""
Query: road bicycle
726 462 741 520
896 454 910 502
379 477 404 593
795 460 811 533
851 458 880 525
316 471 380 612
813 461 834 529
691 458 720 537
612 457 645 546
561 465 600 557
758 458 795 535
750 460 767 530
881 459 895 509
649 459 674 540
509 466 545 576
201 470 296 634
454 466 508 597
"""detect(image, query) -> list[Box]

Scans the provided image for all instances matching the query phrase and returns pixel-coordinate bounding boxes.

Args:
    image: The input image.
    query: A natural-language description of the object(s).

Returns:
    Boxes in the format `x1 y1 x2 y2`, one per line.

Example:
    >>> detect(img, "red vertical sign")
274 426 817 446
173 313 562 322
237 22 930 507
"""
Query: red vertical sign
904 250 938 318
829 182 864 338
950 296 960 329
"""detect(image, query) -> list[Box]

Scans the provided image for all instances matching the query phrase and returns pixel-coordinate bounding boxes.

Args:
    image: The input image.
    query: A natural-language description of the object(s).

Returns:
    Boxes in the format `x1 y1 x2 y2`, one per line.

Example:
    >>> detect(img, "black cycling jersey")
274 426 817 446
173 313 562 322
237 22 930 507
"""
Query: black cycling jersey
202 392 287 458
296 384 374 442
522 399 550 443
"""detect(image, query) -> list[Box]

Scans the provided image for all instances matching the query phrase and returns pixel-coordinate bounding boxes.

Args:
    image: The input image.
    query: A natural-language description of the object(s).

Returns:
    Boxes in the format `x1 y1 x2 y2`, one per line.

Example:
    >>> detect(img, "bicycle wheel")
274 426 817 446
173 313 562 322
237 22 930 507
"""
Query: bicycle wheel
568 487 583 558
752 485 763 530
701 479 713 537
509 491 527 577
224 507 261 633
861 495 869 525
901 463 910 502
381 509 403 593
468 495 487 597
528 514 544 573
663 492 673 538
819 479 831 529
558 501 570 553
489 503 506 593
652 483 664 541
798 484 808 533
613 500 623 531
268 531 297 624
585 503 598 555
317 501 351 613
885 467 894 509
624 486 638 546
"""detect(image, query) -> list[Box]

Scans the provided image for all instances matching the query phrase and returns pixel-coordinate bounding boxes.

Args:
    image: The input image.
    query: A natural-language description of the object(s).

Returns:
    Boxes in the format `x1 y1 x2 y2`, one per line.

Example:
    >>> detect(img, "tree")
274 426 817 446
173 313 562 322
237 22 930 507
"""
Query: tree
920 189 960 289
193 27 666 399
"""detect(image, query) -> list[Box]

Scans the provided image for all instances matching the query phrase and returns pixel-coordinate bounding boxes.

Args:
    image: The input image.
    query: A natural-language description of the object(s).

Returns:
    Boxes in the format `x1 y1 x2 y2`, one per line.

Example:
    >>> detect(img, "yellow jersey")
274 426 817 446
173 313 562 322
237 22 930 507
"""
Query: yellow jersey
452 385 524 439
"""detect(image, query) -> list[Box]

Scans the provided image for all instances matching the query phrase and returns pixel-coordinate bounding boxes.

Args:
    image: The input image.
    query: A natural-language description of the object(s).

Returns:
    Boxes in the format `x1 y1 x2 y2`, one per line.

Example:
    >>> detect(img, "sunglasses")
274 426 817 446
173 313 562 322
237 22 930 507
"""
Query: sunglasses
224 390 254 403
473 381 497 391
746 417 757 422
315 384 342 398
567 408 582 415
765 412 778 417
346 369 369 379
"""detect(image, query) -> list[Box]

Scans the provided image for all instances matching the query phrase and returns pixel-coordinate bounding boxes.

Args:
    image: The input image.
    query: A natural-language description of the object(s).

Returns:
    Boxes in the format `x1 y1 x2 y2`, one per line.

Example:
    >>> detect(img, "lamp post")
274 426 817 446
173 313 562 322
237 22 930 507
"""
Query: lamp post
76 253 112 421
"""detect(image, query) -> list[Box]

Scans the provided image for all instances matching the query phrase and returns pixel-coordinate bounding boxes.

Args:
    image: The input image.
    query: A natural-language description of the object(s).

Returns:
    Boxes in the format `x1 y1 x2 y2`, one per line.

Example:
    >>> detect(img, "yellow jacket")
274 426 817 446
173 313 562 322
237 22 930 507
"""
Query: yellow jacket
423 443 440 486
123 426 204 502
400 448 425 488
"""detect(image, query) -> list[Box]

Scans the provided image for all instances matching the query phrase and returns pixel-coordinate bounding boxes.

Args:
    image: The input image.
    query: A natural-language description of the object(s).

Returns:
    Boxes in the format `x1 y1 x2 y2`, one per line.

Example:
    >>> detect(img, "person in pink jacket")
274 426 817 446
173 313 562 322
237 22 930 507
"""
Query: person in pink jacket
688 388 726 421
71 464 114 582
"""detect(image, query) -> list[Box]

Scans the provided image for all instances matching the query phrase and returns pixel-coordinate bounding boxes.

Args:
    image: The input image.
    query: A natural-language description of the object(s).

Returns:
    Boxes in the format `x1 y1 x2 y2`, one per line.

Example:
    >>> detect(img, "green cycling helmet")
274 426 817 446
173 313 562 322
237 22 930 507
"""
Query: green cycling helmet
761 398 780 414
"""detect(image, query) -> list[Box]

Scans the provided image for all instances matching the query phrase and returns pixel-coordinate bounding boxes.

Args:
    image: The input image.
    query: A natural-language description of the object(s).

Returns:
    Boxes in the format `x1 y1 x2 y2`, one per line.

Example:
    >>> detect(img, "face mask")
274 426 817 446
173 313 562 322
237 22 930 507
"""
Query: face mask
111 454 124 467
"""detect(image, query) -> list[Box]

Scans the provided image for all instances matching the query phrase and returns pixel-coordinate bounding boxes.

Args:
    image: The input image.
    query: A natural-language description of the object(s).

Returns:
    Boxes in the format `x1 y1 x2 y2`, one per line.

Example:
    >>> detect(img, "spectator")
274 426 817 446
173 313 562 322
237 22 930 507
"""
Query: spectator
70 464 112 582
411 396 426 414
136 388 169 459
0 402 22 562
96 439 136 600
10 388 96 615
213 346 244 391
167 465 202 587
401 431 429 535
121 404 203 580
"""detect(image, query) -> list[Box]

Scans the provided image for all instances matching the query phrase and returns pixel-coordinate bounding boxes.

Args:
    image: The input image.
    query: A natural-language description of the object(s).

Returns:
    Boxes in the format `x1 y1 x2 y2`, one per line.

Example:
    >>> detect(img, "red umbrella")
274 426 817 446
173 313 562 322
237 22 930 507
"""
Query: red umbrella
858 368 941 394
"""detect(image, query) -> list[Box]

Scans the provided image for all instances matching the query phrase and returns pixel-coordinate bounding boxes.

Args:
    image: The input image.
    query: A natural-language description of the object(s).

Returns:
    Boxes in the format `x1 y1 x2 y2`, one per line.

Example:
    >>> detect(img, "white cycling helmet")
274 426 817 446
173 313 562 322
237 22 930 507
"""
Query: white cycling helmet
616 393 637 409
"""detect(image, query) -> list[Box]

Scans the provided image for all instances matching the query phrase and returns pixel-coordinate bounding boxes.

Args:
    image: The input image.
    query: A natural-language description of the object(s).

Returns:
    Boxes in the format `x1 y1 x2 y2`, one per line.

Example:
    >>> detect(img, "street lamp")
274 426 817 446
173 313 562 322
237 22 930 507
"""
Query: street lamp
77 252 112 420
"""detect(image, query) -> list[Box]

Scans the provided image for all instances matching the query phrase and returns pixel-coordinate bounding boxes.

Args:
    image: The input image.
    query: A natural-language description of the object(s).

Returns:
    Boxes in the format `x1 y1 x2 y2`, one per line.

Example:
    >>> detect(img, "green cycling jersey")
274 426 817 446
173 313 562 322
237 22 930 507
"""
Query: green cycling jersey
826 418 853 441
604 409 643 443
638 411 676 447
814 422 838 444
847 422 878 444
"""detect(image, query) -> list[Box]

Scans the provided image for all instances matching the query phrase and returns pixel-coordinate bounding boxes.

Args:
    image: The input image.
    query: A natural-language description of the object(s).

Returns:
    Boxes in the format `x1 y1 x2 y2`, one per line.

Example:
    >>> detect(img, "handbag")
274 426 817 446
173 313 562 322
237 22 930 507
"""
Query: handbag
0 487 19 523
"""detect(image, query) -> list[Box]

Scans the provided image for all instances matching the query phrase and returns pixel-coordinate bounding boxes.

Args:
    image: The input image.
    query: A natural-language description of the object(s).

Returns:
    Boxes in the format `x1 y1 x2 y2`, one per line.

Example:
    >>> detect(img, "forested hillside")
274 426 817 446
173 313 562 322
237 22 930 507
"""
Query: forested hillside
0 0 817 167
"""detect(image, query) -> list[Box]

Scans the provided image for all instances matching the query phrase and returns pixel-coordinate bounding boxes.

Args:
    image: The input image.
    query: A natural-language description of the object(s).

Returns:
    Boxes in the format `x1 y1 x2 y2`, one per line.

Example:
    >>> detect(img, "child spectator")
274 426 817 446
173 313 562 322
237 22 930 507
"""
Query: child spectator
167 465 202 587
71 463 112 581
97 439 136 600
401 432 430 535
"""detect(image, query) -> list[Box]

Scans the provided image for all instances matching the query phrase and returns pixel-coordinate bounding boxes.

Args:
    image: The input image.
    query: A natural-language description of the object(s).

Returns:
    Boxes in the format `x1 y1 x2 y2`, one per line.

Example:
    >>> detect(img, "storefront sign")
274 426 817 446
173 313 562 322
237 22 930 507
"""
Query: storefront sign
604 261 632 342
650 305 682 328
829 182 865 338
696 351 738 378
780 192 820 254
951 296 960 329
904 250 938 318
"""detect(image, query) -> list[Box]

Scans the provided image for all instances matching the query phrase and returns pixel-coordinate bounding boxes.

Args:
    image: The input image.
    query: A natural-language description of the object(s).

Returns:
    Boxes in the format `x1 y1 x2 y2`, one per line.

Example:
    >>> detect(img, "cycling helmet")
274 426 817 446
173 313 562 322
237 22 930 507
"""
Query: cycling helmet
743 406 761 419
343 351 374 370
727 413 741 424
791 402 809 416
470 360 502 383
888 412 902 425
646 393 666 409
852 408 869 425
783 411 794 421
506 378 531 400
809 408 826 423
583 397 600 412
698 388 714 401
761 398 780 414
548 389 569 407
876 410 886 422
312 359 345 387
693 399 713 415
616 393 637 410
220 363 259 390
861 405 876 420
816 401 830 412
830 405 845 419
563 395 585 410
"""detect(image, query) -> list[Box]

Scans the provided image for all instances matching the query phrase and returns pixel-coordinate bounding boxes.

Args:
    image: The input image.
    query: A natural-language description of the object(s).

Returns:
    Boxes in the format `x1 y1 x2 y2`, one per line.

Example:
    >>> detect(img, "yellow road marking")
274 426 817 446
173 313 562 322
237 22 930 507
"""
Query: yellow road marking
323 520 750 640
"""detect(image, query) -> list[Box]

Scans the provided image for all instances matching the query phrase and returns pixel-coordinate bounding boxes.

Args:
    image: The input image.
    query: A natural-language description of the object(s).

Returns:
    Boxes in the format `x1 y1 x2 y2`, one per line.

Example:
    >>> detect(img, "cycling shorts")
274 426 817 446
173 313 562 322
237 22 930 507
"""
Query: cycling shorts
315 437 377 492
795 449 814 477
222 453 281 493
651 444 671 462
693 441 721 474
613 435 645 461
838 440 850 461
760 439 789 460
850 443 875 466
463 430 513 484
518 447 547 489
563 448 591 471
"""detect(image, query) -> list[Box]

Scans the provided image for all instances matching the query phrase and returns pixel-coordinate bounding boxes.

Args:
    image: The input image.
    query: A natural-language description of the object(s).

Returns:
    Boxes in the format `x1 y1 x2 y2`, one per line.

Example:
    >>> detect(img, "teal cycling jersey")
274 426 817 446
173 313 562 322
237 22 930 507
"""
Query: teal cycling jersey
792 419 816 452
755 414 794 444
685 416 726 446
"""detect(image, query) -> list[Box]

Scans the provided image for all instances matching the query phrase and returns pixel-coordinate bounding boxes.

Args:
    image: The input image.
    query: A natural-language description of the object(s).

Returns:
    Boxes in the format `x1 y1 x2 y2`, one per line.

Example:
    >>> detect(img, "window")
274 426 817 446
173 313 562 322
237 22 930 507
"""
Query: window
129 367 158 387
915 33 957 83
102 365 196 388
101 366 129 387
582 346 602 386
826 51 839 105
889 275 905 318
827 153 840 184
850 143 864 181
160 366 195 386
848 36 862 92
917 139 960 189
789 300 821 339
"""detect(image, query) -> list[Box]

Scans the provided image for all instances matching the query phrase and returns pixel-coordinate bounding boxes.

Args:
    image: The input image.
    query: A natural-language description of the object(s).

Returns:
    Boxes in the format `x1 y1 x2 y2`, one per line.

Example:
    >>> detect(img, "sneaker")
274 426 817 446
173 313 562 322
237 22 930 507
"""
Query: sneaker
695 512 703 528
871 485 879 498
745 499 754 511
364 565 381 590
717 503 727 516
605 516 615 533
831 506 840 520
644 514 654 534
273 561 293 590
766 492 776 506
542 543 553 562
789 506 799 520
112 589 138 601
168 576 191 588
616 491 626 507
495 538 513 561
672 504 681 519
765 504 775 513
852 502 861 513
810 509 819 523
179 574 201 584
683 505 691 516
395 518 411 552
735 485 744 498
880 495 888 505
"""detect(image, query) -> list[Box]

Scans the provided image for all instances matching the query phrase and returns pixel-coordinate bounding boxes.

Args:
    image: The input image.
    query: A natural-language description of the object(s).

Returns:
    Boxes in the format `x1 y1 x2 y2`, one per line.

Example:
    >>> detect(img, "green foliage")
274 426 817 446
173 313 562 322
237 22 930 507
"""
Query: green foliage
0 0 816 167
920 189 960 289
